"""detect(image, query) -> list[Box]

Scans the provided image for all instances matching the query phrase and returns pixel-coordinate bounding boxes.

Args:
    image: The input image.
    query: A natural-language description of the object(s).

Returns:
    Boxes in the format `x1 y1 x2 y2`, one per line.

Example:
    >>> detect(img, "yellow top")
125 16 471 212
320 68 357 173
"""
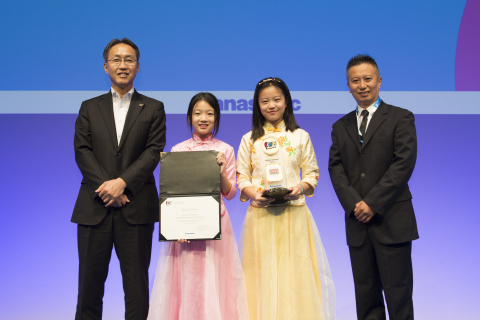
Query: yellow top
236 121 319 206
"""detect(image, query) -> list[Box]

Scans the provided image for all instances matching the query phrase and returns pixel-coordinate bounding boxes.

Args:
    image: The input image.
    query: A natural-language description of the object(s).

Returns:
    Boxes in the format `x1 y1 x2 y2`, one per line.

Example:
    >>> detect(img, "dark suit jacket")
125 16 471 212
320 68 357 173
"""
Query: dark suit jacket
71 90 166 225
328 101 419 246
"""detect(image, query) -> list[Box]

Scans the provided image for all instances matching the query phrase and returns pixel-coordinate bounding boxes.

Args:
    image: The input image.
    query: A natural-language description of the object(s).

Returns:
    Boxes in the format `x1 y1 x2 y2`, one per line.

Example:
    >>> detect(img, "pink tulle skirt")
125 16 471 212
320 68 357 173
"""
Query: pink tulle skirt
147 211 249 320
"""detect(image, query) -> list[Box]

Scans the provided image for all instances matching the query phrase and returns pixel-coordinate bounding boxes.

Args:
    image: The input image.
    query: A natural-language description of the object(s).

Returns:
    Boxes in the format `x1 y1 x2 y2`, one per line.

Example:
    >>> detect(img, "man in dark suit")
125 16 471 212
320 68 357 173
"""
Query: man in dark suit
72 38 166 320
328 54 419 320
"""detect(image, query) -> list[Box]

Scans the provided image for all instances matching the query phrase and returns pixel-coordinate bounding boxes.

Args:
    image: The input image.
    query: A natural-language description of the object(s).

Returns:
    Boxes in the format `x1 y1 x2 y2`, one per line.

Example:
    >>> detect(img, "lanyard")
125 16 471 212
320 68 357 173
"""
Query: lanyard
356 97 381 116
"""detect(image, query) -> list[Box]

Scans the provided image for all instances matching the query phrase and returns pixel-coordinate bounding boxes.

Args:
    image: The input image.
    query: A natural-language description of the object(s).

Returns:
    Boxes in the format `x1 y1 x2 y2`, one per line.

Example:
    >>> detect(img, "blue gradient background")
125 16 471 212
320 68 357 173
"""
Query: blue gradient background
1 1 479 319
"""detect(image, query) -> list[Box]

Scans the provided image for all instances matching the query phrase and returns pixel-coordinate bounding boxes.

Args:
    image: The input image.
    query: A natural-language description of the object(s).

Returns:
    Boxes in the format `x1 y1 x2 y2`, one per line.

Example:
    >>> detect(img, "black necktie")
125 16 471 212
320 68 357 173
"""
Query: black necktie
359 109 369 142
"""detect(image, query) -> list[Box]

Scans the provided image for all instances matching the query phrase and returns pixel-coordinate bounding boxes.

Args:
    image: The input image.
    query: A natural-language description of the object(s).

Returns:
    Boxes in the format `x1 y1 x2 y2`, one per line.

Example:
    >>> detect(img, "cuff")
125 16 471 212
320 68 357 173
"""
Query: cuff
221 185 235 199
239 185 253 202
301 180 316 197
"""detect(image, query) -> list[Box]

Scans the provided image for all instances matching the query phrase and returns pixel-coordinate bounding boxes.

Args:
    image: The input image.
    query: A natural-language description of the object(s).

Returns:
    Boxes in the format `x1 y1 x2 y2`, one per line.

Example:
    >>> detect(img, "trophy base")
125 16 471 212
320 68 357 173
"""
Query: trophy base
264 187 291 205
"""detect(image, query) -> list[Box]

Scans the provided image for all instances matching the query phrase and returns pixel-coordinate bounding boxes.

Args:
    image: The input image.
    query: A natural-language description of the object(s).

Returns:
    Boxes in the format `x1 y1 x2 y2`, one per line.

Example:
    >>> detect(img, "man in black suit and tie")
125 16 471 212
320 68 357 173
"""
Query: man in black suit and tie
72 38 166 320
328 54 419 320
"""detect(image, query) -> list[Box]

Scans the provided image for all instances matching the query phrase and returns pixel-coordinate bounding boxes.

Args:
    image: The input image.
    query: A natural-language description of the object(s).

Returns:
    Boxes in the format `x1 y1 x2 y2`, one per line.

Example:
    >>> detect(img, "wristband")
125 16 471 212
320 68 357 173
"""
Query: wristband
297 183 304 195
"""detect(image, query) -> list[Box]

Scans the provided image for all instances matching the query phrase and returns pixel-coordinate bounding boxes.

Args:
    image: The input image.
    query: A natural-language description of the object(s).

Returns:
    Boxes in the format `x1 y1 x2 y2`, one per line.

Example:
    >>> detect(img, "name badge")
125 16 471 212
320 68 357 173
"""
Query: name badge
266 163 283 182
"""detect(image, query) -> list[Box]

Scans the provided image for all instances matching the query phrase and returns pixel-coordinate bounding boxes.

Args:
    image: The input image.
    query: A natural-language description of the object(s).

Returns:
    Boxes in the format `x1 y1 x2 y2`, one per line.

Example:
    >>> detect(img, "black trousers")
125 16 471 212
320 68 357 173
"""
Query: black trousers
75 208 154 320
349 226 414 320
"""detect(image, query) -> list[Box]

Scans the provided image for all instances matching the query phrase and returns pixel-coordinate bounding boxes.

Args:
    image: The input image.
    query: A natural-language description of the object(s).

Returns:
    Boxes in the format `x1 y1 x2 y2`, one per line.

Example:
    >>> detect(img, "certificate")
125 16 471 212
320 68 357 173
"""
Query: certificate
160 196 220 240
159 151 221 241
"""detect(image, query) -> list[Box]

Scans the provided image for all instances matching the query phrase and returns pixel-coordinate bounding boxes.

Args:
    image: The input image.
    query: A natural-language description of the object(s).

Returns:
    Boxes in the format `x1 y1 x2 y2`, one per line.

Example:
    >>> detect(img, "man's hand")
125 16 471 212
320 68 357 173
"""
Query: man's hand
96 178 127 206
354 201 375 223
107 194 130 208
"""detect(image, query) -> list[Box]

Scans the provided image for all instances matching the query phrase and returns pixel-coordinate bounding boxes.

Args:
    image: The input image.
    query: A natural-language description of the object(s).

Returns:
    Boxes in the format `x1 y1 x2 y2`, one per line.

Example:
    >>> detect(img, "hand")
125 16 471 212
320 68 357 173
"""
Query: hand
216 152 226 174
354 201 375 223
253 189 275 206
96 178 127 205
106 194 130 208
284 184 302 201
177 238 190 244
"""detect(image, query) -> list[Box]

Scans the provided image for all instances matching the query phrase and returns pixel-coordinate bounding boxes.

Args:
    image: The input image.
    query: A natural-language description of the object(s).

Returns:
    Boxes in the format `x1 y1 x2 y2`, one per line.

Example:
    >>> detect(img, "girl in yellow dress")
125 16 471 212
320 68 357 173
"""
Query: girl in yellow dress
237 77 336 320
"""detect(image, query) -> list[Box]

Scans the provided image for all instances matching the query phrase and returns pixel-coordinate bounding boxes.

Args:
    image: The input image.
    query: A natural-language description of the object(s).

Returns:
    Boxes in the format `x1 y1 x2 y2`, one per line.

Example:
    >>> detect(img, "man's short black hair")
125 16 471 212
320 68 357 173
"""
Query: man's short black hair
346 54 380 79
103 38 140 62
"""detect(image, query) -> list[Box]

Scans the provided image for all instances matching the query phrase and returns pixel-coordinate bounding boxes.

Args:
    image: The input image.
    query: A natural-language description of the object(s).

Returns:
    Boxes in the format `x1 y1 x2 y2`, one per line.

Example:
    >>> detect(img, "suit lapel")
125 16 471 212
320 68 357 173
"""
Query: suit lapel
361 102 388 149
118 90 144 149
98 92 119 150
345 111 362 153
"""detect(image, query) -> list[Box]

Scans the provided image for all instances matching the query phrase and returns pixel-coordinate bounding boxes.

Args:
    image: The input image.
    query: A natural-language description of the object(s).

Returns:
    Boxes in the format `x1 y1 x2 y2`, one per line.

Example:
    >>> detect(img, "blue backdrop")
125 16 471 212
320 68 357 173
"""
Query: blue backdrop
1 1 479 319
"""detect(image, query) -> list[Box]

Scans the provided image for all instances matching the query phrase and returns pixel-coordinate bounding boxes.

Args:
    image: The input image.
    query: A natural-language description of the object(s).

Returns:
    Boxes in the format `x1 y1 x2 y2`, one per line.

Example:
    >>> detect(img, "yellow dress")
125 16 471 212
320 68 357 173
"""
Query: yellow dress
237 121 336 320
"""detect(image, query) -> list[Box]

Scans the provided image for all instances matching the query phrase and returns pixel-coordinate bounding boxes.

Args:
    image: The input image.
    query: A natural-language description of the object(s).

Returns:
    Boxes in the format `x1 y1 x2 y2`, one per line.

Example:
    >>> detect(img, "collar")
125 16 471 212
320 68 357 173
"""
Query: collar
356 97 381 116
111 87 135 100
192 133 214 145
264 120 286 133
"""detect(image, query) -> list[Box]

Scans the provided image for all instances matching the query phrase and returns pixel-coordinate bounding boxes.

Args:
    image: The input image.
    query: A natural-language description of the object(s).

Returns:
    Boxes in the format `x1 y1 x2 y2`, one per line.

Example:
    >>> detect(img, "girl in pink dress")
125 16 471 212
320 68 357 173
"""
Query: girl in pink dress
148 92 249 320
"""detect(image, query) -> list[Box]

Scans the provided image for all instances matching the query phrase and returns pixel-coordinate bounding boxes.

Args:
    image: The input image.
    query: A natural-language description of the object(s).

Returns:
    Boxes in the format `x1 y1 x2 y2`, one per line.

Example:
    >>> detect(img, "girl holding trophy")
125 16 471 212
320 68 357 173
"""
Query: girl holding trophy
148 92 249 320
236 78 336 320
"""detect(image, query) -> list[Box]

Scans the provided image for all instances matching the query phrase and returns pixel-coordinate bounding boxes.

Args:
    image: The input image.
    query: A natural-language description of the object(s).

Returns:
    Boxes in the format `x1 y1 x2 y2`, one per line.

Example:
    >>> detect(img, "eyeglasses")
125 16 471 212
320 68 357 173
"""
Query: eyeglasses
106 58 137 66
258 77 282 85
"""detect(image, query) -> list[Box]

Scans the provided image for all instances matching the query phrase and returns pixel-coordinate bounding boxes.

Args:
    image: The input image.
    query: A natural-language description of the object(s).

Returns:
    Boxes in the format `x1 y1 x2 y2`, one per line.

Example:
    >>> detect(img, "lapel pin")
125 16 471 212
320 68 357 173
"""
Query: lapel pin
139 104 144 107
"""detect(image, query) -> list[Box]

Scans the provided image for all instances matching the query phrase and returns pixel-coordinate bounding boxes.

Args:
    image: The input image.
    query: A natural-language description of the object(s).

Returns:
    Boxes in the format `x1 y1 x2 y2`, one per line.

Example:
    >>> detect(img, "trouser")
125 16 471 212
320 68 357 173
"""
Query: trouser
349 226 414 320
75 208 154 320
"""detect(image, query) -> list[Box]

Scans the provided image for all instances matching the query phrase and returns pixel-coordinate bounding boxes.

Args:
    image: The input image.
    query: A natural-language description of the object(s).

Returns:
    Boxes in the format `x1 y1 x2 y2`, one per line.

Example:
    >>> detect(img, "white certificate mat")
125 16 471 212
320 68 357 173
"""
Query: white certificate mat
160 196 220 241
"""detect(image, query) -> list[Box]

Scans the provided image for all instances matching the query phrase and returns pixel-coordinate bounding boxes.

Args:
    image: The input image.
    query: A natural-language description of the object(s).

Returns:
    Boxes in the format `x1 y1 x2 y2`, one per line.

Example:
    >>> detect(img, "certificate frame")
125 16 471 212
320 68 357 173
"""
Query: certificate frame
159 150 221 241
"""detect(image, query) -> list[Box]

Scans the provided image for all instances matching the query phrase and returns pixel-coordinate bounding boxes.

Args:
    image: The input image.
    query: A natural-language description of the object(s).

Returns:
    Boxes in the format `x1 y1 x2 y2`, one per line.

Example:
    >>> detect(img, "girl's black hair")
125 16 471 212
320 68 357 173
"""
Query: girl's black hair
251 77 300 141
187 92 221 137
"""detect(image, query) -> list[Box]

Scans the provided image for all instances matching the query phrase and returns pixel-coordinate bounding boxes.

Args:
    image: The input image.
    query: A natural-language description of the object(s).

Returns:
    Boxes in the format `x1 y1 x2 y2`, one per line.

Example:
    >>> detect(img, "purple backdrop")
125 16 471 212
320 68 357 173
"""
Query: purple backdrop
455 0 480 90
1 113 479 319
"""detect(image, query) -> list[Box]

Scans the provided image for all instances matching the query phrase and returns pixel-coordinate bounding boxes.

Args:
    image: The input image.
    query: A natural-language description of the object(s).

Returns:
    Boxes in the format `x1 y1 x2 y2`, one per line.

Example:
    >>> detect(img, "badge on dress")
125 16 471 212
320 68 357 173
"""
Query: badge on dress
266 164 283 182
262 138 279 155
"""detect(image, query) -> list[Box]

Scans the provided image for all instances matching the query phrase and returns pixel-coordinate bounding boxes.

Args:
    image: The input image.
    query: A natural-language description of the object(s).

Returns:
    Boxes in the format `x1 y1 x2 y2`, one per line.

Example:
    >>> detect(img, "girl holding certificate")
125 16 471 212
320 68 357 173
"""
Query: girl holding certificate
237 78 336 320
148 93 249 320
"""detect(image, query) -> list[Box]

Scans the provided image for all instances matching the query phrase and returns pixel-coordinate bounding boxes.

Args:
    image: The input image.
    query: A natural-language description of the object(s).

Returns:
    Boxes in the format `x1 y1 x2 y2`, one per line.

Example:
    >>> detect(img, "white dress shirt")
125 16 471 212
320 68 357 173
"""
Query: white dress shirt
356 100 379 135
111 87 134 145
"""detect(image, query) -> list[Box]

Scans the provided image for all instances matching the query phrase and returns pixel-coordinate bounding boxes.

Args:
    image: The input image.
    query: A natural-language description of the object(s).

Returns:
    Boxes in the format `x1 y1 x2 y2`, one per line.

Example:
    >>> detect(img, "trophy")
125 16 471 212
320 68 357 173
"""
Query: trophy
261 137 290 204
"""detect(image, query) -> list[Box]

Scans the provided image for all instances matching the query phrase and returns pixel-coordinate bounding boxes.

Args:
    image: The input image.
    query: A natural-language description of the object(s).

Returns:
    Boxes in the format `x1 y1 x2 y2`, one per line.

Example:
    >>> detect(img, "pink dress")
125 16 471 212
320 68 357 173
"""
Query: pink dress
148 134 249 320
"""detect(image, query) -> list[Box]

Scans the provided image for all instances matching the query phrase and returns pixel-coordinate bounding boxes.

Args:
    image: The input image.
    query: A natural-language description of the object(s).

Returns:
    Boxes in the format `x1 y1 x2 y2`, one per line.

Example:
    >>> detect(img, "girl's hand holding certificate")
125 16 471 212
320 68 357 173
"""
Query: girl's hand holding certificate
216 151 226 174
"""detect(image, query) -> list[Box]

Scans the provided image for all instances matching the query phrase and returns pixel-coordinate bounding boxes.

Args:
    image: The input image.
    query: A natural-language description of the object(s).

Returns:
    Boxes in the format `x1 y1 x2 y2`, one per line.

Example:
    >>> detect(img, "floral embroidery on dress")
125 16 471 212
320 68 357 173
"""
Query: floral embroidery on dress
278 135 290 147
278 135 297 156
285 145 297 156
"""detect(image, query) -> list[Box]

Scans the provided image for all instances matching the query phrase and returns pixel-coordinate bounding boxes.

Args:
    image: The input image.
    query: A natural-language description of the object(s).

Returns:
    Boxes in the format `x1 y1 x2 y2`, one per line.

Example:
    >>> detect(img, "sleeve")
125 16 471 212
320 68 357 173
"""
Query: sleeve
363 111 417 216
222 145 237 200
119 101 167 195
236 134 254 202
328 124 363 215
74 101 110 199
299 131 319 197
